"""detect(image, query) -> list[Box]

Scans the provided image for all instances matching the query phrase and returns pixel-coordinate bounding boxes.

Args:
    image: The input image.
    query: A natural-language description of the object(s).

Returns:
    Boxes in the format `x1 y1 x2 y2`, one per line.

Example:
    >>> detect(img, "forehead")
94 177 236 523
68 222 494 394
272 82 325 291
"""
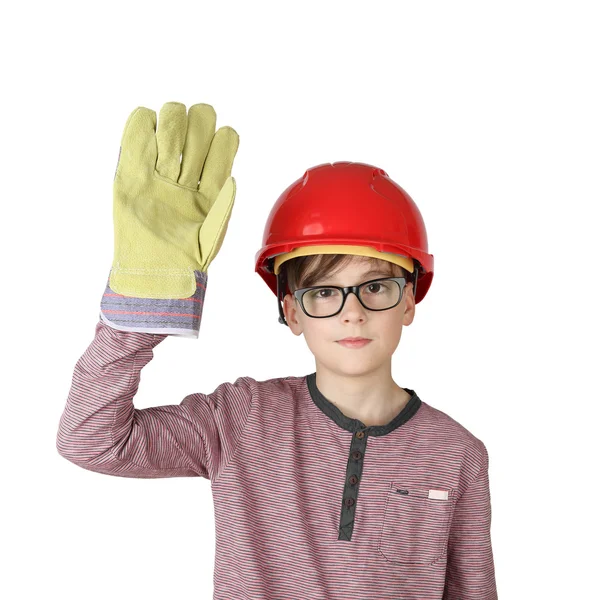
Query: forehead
314 258 393 284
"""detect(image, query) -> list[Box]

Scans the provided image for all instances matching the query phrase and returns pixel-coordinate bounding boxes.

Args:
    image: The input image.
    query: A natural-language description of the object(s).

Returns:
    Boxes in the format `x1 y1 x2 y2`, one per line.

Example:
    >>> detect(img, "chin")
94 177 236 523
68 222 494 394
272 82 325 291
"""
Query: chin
325 356 382 376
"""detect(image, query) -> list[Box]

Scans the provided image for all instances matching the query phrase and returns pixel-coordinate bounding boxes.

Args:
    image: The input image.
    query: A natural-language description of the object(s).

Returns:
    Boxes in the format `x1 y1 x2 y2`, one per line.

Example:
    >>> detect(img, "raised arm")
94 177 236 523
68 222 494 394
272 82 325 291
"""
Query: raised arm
56 318 255 481
57 101 248 480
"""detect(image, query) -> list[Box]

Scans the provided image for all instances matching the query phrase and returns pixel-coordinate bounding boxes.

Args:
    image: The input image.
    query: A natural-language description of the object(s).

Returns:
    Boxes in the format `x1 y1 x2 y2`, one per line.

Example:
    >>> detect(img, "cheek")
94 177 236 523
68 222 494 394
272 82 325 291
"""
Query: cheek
301 322 336 353
380 313 404 342
303 322 331 344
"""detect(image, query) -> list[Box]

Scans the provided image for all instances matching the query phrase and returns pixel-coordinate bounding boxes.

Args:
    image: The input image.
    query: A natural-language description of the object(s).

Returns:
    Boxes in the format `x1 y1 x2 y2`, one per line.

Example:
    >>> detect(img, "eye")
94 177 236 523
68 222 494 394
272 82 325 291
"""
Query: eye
317 288 337 298
365 281 390 294
307 287 340 300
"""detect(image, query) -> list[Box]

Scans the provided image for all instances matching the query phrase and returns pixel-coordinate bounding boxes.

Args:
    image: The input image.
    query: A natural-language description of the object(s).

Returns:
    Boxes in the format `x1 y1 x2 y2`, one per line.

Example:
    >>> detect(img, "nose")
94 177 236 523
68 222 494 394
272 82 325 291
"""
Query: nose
341 291 366 319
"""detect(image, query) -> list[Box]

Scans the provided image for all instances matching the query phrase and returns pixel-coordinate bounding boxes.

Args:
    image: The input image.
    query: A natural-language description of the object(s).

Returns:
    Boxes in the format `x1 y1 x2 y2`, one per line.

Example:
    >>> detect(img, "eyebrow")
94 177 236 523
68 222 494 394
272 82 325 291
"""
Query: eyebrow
316 269 392 285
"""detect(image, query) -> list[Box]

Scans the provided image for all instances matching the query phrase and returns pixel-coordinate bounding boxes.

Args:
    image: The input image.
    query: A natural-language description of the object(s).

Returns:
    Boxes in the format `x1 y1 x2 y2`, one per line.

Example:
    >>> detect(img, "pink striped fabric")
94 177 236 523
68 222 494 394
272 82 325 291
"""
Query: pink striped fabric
57 320 497 599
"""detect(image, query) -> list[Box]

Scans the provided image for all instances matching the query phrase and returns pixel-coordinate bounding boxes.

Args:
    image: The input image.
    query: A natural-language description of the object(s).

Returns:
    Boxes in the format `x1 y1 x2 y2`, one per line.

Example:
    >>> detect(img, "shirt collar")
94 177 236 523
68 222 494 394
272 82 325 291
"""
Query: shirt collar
305 371 422 436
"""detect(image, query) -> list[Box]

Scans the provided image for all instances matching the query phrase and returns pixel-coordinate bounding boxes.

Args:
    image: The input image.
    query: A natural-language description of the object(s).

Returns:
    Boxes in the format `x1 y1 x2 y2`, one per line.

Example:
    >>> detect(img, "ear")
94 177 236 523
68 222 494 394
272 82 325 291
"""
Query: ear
283 293 303 335
402 281 416 326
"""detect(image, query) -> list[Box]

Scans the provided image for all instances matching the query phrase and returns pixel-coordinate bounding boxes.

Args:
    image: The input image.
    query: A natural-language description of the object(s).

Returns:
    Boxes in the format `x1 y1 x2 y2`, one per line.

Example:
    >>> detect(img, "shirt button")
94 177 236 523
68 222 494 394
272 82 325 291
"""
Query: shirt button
344 497 355 508
352 450 363 460
349 475 358 485
356 431 365 439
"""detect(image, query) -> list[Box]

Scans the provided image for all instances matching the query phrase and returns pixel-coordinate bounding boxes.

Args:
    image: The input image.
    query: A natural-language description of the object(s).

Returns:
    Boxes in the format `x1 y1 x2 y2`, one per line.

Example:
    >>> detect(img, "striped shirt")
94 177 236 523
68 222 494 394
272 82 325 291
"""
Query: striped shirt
57 273 498 599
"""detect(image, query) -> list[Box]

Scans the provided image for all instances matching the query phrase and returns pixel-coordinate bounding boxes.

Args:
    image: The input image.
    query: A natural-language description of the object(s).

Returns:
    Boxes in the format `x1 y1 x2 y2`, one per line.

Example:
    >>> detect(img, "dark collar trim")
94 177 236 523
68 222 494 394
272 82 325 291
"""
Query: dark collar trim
306 372 421 436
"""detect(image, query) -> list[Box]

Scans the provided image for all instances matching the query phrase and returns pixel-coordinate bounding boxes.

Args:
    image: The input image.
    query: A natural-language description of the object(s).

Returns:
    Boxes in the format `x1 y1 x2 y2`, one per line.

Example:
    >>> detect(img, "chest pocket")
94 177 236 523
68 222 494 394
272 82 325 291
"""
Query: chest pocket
377 482 457 566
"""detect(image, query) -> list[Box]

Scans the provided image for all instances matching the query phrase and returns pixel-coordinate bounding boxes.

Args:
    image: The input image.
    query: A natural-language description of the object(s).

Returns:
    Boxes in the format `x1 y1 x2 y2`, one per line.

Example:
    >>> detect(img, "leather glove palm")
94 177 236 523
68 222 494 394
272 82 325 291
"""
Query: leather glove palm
109 101 239 298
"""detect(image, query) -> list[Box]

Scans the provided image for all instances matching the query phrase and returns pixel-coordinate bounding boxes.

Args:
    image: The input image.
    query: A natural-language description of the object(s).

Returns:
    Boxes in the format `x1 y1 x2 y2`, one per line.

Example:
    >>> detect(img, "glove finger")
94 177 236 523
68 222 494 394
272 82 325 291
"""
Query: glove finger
198 126 240 202
178 103 216 188
116 106 157 180
199 176 236 269
156 102 187 182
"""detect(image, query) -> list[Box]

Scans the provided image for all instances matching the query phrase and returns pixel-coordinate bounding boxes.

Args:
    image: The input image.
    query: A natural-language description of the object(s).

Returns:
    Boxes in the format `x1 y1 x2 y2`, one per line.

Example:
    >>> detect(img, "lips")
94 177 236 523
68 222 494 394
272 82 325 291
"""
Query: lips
337 339 372 348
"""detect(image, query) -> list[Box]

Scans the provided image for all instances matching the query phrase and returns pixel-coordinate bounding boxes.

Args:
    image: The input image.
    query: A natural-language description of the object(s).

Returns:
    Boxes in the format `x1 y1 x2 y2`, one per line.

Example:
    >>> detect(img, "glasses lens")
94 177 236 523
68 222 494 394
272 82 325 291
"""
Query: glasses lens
302 279 401 317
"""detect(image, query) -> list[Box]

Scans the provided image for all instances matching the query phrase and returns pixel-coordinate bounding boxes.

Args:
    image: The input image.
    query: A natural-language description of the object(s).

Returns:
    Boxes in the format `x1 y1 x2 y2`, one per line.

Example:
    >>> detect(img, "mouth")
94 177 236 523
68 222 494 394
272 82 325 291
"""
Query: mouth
336 338 372 348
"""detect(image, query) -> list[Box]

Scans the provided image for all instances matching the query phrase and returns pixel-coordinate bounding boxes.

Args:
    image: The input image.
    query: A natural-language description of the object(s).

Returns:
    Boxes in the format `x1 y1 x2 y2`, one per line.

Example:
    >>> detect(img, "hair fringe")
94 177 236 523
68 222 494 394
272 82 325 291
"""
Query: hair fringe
283 253 410 293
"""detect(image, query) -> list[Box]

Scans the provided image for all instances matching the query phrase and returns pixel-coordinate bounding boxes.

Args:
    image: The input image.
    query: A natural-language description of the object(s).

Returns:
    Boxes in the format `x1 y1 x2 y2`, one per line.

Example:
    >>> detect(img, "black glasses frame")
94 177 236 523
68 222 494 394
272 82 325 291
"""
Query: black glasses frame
275 260 421 327
292 276 407 319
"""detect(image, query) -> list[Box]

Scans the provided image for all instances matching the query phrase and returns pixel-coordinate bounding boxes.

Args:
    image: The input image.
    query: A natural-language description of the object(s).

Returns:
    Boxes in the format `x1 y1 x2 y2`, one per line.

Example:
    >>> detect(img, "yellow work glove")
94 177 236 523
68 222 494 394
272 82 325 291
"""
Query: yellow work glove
99 102 239 337
110 101 239 298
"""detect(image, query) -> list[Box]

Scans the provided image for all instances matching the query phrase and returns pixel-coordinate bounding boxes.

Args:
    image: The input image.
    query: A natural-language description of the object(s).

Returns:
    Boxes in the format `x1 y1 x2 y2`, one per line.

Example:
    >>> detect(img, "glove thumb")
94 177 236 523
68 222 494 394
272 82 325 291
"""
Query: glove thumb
199 176 236 271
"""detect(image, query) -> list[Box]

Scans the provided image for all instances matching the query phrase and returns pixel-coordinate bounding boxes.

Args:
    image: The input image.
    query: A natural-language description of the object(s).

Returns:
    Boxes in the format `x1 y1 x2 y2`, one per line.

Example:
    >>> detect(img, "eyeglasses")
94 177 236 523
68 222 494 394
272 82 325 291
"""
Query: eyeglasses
293 276 407 319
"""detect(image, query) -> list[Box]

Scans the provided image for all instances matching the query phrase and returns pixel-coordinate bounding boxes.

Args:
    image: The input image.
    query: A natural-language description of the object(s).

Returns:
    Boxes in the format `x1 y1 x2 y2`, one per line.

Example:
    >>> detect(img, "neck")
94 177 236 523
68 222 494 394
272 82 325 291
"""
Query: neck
314 362 409 427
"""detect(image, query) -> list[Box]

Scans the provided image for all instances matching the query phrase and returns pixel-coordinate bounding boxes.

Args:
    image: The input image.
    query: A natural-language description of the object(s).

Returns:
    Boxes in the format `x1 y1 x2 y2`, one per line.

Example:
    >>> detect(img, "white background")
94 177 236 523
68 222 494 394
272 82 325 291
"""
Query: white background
2 0 598 598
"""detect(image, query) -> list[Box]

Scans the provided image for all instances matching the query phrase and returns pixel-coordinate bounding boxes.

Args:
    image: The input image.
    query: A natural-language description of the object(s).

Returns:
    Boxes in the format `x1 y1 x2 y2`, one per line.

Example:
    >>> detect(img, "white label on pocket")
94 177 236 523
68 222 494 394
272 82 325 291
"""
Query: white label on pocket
428 489 449 500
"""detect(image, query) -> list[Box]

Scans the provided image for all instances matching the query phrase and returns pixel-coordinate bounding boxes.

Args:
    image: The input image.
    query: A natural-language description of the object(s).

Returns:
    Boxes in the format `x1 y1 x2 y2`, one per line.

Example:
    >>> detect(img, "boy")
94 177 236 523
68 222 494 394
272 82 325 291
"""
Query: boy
57 102 497 599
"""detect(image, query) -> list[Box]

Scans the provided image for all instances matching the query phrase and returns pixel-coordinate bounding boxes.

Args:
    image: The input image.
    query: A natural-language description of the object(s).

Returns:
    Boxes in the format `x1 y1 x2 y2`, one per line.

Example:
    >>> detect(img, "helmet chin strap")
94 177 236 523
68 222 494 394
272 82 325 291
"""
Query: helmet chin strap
412 264 419 300
277 270 289 326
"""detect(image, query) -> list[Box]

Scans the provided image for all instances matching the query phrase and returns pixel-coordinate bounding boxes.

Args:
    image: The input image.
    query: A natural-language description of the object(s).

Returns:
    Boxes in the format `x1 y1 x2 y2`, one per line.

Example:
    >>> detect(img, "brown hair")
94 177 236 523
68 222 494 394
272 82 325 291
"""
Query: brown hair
283 253 411 294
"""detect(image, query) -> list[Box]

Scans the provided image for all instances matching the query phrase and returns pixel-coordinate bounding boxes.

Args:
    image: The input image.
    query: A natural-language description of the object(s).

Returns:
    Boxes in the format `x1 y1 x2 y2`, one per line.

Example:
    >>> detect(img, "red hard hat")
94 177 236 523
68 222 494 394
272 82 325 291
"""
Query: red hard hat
254 161 434 324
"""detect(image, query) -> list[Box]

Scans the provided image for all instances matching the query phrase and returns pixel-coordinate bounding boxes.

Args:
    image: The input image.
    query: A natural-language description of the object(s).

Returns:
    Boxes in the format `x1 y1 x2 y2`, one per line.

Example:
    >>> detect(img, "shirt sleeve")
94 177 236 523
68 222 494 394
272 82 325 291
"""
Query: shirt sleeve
56 319 255 482
443 443 498 600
